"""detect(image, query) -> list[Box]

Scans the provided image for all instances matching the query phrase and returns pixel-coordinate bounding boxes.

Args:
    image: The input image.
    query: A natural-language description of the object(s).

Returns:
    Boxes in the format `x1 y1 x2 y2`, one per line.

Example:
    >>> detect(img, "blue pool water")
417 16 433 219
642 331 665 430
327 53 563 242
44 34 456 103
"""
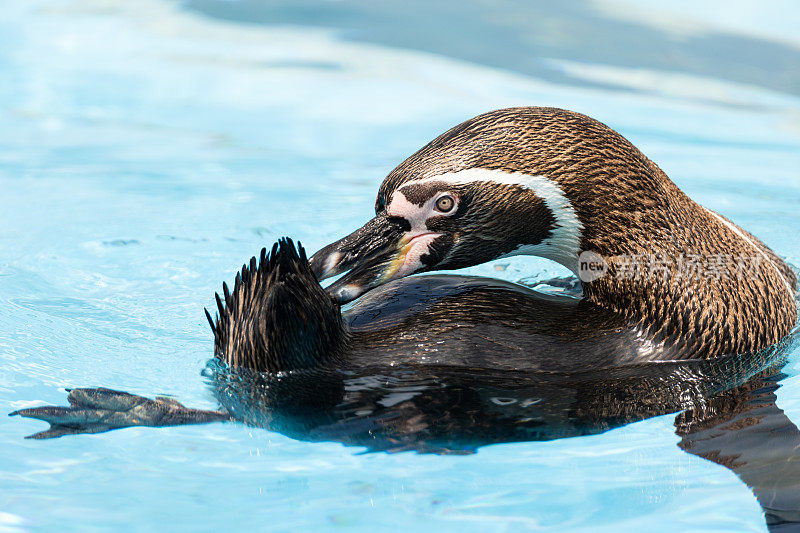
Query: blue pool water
2 1 800 531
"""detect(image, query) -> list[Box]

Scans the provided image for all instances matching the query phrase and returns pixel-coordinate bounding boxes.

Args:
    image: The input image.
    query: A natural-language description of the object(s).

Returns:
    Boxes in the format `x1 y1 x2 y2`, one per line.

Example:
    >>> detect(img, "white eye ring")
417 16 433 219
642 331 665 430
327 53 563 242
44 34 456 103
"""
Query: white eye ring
435 195 455 213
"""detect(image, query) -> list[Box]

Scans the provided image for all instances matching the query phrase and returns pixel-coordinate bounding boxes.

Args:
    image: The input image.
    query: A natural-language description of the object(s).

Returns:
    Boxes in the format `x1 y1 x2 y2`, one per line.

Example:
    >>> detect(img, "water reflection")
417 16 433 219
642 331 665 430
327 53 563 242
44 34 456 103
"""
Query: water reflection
214 353 800 529
677 368 800 530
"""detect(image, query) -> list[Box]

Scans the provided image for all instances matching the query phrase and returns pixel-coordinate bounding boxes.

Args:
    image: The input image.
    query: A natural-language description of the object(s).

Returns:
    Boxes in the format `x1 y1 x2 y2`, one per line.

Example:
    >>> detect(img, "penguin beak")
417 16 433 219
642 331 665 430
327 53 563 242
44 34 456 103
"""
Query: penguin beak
310 214 451 303
309 215 408 303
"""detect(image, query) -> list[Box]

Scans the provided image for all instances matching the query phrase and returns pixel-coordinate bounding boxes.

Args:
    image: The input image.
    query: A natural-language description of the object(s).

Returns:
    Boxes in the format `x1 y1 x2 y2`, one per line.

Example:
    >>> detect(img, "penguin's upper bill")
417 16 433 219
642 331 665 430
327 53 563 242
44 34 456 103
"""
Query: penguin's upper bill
309 107 798 358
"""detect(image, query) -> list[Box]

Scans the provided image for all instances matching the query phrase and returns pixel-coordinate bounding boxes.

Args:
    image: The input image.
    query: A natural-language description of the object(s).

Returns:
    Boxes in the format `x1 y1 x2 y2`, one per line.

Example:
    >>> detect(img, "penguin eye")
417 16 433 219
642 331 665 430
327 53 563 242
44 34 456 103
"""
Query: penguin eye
435 195 455 213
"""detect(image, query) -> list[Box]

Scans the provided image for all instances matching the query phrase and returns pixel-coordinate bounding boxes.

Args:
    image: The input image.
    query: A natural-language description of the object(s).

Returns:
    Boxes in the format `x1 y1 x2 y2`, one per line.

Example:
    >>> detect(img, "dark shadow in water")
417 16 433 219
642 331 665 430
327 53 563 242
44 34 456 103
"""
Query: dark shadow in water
14 350 800 530
185 0 800 103
220 354 800 530
676 368 800 531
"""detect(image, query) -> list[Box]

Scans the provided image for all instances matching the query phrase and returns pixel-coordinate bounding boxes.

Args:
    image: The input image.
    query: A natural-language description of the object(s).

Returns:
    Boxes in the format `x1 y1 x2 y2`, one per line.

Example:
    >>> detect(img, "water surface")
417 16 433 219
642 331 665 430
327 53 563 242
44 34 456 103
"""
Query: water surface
1 1 800 531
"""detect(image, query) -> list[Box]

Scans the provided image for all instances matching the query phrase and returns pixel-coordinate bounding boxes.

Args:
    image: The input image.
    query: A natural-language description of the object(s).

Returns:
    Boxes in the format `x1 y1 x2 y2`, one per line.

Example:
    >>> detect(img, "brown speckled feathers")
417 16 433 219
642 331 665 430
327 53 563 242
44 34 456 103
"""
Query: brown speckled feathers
377 107 798 358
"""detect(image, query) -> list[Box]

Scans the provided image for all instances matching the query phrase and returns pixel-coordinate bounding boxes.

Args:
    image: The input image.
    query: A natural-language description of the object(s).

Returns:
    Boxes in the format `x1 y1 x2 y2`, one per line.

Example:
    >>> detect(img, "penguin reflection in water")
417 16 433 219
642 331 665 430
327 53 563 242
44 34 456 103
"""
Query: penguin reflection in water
13 109 800 528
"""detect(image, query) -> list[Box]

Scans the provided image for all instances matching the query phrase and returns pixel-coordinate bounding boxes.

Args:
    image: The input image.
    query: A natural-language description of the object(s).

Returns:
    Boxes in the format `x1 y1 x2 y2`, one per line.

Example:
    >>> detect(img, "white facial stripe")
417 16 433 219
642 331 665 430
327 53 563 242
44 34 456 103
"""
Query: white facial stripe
398 168 584 274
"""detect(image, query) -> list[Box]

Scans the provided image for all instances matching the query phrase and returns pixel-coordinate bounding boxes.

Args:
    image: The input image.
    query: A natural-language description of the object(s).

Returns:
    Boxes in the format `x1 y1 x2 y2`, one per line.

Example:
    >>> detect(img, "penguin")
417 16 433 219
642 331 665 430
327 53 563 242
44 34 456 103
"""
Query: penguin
12 238 796 444
309 107 798 359
11 107 800 529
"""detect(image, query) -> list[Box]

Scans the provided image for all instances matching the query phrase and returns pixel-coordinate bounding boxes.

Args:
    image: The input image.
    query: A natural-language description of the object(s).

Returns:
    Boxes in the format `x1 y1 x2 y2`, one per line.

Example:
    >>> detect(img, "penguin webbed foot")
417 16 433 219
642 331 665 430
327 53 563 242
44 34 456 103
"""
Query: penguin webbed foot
10 387 230 439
